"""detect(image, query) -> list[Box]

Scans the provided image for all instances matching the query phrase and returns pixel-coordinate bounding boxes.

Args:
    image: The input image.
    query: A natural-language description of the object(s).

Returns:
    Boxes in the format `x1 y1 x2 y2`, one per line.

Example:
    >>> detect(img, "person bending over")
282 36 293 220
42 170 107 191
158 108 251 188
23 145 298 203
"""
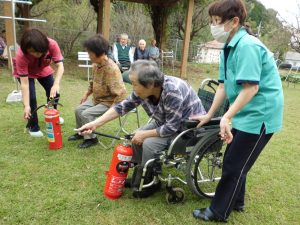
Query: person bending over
14 28 64 137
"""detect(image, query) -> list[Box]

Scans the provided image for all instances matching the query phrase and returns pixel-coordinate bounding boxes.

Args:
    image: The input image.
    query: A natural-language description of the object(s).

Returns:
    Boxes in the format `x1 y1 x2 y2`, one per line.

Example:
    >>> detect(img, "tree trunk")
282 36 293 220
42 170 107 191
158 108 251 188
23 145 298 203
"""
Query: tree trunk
149 5 169 49
97 0 103 33
16 4 31 30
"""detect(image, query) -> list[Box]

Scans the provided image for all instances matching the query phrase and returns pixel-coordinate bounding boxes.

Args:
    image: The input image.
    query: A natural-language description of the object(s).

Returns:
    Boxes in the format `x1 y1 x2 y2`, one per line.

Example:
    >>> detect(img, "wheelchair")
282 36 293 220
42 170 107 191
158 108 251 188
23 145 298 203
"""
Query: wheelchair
134 78 229 204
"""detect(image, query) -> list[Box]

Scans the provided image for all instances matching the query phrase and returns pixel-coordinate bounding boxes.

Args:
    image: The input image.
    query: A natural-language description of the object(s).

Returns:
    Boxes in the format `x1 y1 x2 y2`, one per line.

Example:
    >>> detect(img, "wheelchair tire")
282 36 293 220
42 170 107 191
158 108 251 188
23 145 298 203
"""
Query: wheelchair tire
186 130 224 199
165 187 186 204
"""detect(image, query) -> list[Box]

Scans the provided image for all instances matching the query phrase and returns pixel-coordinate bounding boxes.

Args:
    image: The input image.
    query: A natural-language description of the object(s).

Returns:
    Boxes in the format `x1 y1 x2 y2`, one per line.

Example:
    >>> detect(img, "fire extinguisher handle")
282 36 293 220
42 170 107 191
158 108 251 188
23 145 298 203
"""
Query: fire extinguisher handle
47 97 63 107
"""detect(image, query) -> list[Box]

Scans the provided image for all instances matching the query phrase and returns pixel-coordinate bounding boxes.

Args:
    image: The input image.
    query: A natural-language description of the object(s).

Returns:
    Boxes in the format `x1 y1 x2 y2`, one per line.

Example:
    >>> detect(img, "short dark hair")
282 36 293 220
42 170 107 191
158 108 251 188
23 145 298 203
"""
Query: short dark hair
83 34 109 57
20 28 49 54
208 0 255 35
208 0 247 25
1 29 5 33
129 60 164 87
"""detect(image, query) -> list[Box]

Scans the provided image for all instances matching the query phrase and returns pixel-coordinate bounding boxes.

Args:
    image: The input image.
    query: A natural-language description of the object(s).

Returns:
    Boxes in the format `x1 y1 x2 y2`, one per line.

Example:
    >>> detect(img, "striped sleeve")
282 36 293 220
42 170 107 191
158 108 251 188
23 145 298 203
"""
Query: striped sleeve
114 92 141 116
156 91 184 137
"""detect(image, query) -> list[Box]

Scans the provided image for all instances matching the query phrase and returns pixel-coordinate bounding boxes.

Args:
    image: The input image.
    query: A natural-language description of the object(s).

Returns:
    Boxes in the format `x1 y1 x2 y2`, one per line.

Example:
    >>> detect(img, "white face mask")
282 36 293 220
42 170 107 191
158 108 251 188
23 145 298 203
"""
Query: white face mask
210 20 233 43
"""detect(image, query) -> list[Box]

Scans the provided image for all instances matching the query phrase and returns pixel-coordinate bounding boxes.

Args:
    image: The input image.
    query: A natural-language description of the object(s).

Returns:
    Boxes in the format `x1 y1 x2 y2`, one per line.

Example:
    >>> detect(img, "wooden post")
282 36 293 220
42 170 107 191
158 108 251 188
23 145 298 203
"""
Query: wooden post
180 0 194 79
3 2 14 68
22 4 30 30
103 0 111 40
97 0 104 34
3 2 14 49
160 10 167 51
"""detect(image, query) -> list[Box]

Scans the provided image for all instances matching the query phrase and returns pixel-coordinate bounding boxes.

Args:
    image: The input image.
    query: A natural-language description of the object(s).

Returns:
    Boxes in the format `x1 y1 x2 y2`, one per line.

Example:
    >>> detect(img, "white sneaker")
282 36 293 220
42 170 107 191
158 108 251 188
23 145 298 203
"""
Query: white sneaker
29 130 44 137
59 117 64 125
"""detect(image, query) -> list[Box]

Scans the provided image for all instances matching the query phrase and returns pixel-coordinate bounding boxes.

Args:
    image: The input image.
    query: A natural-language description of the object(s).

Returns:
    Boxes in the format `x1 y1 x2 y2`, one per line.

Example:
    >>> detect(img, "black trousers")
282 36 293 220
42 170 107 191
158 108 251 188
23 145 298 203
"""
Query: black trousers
25 75 60 131
210 125 273 220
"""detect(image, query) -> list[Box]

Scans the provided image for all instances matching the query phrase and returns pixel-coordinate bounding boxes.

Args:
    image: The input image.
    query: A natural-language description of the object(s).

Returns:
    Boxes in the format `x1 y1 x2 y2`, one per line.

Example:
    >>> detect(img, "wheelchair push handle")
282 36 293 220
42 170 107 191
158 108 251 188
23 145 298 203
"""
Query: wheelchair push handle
208 79 219 86
200 78 220 93
183 117 221 129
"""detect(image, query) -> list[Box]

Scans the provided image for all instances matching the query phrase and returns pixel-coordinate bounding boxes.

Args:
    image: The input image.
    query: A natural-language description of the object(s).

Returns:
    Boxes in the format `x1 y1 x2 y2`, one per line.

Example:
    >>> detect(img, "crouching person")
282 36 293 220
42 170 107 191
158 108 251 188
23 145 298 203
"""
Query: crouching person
78 60 206 197
68 34 127 148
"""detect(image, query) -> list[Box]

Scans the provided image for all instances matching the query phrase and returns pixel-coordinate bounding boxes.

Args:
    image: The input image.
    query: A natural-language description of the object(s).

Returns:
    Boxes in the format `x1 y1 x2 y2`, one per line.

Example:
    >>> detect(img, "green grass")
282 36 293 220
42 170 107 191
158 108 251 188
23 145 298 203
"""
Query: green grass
0 62 300 225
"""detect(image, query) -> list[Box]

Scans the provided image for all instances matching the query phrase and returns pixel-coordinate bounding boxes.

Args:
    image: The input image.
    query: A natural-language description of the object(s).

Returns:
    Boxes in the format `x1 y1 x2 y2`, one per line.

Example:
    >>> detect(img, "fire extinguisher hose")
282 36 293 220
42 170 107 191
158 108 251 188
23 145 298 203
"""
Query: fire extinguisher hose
93 131 133 141
26 97 62 129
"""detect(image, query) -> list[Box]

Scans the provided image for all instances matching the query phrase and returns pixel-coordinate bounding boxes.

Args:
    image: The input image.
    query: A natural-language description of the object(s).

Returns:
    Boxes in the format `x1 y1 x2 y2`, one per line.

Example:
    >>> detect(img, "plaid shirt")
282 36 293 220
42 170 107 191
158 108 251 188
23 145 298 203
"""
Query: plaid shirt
114 75 206 137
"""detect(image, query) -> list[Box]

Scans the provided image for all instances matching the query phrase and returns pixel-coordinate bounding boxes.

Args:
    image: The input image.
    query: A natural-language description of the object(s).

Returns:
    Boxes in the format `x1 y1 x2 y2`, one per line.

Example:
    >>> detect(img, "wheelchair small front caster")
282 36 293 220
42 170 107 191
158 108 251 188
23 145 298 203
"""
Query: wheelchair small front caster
165 187 185 204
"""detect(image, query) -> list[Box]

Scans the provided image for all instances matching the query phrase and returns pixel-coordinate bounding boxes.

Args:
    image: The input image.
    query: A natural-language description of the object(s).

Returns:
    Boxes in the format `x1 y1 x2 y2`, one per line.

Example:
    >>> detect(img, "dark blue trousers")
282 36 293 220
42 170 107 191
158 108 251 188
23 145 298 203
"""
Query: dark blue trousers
25 75 60 131
210 125 273 220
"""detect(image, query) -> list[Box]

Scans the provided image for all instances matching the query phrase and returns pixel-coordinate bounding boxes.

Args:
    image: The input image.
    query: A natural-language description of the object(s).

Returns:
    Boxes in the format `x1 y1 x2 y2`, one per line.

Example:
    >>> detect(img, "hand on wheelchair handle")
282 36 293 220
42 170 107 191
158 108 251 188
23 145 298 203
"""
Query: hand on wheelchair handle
189 114 212 128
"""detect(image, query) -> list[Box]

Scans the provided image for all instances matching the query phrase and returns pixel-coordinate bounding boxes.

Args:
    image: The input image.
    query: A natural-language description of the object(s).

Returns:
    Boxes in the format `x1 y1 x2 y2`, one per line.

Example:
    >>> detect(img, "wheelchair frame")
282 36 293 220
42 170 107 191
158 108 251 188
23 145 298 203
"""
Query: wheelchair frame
136 78 229 204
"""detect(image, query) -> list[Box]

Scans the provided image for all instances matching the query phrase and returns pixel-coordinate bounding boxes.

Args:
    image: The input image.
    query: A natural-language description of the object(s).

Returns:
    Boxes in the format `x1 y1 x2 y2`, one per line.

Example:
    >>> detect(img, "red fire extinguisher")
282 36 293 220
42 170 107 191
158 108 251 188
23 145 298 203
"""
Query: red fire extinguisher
44 105 63 150
27 98 63 150
103 136 133 200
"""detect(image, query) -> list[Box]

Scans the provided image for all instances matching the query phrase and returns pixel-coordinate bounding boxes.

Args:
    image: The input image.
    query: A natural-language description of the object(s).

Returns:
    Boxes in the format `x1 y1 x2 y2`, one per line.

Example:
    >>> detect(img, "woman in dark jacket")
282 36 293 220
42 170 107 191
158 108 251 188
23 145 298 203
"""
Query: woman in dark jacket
133 39 150 61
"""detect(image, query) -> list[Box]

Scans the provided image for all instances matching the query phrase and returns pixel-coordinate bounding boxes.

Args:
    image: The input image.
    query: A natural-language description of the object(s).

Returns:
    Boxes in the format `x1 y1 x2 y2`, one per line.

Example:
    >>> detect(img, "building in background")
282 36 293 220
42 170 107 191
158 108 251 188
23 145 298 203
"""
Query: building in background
195 40 223 64
284 51 300 70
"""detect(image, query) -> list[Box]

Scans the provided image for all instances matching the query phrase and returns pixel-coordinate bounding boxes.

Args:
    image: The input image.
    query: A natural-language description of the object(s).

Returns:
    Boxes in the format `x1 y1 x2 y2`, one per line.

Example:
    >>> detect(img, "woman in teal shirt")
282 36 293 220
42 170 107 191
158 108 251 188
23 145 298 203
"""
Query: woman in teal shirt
191 0 283 222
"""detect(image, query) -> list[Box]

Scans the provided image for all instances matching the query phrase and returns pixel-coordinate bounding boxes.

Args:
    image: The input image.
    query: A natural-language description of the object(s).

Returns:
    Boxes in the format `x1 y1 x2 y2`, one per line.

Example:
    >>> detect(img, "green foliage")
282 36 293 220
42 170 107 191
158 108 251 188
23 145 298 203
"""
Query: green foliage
168 0 212 42
30 0 97 56
246 0 269 26
110 2 153 45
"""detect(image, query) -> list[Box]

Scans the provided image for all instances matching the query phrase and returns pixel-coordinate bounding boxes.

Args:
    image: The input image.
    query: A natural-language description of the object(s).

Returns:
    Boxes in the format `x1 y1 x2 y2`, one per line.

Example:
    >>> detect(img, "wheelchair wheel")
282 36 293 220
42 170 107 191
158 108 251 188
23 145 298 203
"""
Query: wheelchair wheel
186 130 224 199
165 187 185 204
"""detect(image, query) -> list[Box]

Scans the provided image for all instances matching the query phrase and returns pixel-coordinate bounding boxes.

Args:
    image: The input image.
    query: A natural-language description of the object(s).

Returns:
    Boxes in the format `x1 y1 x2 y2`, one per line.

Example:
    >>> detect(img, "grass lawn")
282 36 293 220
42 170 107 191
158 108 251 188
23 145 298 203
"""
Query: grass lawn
0 61 299 225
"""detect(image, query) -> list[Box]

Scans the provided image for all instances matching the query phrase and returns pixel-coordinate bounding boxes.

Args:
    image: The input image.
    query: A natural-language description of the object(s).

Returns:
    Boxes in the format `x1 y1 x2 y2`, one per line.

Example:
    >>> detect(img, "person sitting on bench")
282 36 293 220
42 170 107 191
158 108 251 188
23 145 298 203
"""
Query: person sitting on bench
112 33 133 73
0 29 6 57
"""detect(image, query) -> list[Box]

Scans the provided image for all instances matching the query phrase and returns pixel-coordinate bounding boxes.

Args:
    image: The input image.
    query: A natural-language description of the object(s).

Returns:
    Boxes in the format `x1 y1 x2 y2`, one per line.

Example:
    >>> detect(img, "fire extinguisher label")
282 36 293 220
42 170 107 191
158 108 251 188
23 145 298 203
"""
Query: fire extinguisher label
108 176 125 194
46 122 55 142
116 161 130 174
117 154 132 162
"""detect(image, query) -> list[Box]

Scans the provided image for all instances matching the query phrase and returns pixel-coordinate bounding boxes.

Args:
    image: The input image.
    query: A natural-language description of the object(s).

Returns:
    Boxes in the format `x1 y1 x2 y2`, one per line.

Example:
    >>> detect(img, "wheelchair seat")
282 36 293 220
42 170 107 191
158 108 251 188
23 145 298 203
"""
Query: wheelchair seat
166 117 221 157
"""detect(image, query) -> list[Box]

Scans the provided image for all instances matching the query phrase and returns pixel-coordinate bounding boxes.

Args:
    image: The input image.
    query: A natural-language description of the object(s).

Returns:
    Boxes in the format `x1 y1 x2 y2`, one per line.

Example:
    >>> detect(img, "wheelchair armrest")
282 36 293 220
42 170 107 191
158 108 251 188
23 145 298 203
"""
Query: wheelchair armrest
183 117 221 129
203 117 221 127
183 119 199 129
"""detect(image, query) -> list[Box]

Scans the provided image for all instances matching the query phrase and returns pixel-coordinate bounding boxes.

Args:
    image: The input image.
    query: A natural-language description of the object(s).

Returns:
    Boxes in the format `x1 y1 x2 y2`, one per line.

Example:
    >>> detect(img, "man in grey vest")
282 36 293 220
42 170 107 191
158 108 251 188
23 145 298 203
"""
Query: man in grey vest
113 33 134 72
